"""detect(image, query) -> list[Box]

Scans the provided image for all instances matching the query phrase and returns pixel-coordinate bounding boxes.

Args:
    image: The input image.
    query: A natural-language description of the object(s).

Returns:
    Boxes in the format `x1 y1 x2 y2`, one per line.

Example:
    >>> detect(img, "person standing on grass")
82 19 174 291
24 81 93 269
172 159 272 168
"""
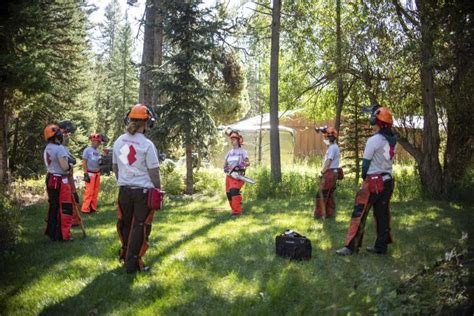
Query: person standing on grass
314 127 341 219
57 121 82 227
336 106 397 256
113 104 161 273
43 124 75 241
81 134 104 214
223 130 250 217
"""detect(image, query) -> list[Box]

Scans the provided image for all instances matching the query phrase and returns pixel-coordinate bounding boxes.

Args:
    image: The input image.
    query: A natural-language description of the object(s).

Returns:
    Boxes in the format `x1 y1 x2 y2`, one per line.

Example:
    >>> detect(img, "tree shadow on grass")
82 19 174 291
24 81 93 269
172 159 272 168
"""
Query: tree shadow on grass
38 267 167 315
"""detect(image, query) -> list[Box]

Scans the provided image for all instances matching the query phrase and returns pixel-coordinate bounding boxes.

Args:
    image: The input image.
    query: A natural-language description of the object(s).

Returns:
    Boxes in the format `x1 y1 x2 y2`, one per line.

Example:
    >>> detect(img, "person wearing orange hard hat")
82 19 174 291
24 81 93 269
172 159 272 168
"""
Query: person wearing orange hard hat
337 106 397 256
223 130 250 217
113 104 161 273
43 124 75 241
313 126 341 219
81 133 104 214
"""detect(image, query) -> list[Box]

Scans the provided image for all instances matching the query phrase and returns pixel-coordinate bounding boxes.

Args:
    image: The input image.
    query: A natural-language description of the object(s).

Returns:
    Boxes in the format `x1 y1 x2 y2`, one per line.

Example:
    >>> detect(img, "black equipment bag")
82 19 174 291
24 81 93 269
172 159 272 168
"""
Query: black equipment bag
275 230 312 260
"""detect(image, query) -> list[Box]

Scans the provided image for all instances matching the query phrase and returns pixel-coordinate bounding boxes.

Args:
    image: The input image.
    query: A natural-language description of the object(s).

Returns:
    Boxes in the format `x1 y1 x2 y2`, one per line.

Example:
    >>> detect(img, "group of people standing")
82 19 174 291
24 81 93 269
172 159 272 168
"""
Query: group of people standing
42 103 397 274
311 107 397 256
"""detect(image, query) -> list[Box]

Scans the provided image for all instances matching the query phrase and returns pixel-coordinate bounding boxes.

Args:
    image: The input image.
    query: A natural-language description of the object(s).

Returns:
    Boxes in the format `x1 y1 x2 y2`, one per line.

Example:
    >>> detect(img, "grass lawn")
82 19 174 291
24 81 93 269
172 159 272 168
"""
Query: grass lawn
1 188 473 315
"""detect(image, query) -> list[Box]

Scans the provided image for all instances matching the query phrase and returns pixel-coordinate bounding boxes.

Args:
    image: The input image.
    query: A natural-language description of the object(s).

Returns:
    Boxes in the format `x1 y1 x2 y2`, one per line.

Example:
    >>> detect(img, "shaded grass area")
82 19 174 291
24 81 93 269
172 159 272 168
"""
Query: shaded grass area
0 192 472 315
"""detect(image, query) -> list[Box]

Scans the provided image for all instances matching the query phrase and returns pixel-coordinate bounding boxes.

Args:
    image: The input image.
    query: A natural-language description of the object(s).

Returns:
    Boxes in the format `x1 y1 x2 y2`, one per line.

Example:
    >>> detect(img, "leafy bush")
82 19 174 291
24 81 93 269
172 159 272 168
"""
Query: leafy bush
392 164 422 201
244 166 319 199
0 193 22 254
97 175 118 205
194 168 223 196
161 163 185 196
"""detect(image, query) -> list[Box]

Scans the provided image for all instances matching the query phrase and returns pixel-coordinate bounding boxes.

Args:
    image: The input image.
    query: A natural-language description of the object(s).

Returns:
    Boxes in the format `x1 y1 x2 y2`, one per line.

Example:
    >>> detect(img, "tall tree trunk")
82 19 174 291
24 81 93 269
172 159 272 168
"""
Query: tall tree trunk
0 88 9 186
139 0 158 106
443 38 474 198
335 0 344 132
416 0 443 198
10 117 19 172
269 0 282 182
185 134 193 195
152 0 163 106
353 93 360 183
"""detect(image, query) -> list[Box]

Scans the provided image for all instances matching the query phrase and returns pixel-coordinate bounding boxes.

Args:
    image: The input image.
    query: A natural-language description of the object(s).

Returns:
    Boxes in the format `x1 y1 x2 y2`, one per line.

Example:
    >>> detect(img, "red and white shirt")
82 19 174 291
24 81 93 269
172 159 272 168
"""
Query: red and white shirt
112 132 160 188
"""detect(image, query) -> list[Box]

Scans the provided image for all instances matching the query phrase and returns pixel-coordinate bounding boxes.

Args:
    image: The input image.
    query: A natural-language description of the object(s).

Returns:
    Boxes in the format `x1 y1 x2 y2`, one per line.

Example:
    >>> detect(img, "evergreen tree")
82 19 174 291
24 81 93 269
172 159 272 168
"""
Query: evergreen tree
1 0 94 179
153 0 228 194
109 17 139 141
339 86 372 183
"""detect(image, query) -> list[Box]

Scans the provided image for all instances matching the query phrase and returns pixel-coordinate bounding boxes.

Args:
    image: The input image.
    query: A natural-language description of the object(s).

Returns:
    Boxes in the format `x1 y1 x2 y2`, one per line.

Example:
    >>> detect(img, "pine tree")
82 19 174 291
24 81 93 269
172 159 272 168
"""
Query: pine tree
153 0 228 194
109 16 139 141
1 0 94 179
339 87 372 183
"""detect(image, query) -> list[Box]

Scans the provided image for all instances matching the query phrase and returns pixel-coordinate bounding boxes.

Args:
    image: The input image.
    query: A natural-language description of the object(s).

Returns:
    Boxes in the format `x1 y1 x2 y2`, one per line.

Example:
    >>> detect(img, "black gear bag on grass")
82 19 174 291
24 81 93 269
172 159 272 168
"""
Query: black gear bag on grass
276 230 312 260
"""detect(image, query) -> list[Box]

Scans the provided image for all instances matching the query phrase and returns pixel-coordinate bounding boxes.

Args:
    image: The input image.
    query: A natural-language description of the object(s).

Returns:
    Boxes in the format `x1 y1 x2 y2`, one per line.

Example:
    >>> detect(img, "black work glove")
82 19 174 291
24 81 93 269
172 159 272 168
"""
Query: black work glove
73 192 80 204
83 173 91 183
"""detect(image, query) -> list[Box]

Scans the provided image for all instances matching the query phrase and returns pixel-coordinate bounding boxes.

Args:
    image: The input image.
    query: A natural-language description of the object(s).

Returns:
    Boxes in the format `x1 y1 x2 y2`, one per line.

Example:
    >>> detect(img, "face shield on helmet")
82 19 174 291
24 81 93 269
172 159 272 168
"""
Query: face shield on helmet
124 104 157 128
44 124 62 142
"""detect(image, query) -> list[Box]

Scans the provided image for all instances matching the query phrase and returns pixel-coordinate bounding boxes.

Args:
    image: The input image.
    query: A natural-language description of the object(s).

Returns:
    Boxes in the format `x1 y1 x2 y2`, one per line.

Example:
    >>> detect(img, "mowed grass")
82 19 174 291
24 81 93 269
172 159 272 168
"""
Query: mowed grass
0 188 472 315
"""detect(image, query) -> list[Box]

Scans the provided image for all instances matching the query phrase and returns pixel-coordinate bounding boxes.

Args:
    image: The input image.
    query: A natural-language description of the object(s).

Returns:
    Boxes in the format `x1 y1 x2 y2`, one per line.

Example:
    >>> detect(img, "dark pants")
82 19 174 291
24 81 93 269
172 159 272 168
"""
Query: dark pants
345 177 394 252
117 186 154 273
46 184 61 241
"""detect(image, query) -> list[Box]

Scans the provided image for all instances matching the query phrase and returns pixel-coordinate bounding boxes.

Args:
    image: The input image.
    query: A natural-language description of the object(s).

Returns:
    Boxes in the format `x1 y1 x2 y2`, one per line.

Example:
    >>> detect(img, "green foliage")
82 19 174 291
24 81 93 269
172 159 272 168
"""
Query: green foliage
0 193 21 254
194 168 223 196
160 161 185 196
93 1 138 145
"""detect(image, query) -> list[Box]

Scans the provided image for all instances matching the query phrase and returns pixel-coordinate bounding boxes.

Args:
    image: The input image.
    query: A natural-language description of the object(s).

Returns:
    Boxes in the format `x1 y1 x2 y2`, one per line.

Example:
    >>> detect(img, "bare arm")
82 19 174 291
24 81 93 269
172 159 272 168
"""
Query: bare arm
148 167 161 189
321 159 332 174
58 156 70 172
82 160 87 173
112 163 119 180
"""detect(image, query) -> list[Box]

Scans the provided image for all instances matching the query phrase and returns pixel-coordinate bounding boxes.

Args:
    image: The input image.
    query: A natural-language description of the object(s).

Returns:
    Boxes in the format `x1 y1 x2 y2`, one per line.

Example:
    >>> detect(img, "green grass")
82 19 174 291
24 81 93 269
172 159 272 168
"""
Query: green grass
0 186 472 315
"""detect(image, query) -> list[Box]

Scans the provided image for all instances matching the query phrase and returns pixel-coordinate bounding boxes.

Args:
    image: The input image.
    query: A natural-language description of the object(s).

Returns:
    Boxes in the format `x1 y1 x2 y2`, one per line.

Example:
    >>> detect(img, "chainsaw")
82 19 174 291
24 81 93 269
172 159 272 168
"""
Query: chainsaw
228 166 256 184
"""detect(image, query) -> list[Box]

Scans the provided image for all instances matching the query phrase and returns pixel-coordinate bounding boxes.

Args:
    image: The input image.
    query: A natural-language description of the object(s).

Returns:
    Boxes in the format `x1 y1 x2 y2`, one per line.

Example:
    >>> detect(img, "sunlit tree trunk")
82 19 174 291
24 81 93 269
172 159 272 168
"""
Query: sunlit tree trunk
269 0 282 182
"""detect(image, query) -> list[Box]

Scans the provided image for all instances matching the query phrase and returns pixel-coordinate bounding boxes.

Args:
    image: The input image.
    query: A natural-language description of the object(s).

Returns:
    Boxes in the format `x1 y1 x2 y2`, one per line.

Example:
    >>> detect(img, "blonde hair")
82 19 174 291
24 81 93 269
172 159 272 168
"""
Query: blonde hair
126 120 146 135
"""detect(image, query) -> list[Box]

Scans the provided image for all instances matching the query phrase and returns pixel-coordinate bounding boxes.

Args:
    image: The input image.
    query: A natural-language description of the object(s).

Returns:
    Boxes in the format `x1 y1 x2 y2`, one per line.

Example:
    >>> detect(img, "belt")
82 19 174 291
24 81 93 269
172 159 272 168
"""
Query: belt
368 173 392 181
121 185 147 190
87 170 100 174
50 173 68 178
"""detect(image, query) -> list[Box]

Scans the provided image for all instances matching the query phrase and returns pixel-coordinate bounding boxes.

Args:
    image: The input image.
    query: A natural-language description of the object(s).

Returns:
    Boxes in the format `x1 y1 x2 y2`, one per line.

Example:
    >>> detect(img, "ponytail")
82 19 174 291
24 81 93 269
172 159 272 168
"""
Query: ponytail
126 120 145 135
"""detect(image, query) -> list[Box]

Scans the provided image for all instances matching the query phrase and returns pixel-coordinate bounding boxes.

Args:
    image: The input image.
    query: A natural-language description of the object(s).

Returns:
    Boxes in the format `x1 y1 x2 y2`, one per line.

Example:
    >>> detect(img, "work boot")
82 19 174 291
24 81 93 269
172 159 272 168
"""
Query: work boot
366 246 387 255
336 246 353 256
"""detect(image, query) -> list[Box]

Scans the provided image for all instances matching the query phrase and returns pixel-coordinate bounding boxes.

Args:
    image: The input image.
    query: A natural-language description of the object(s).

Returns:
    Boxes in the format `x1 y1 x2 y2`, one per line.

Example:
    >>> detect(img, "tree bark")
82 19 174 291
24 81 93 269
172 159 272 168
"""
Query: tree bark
269 0 282 182
139 0 163 106
0 88 9 185
185 135 193 195
335 0 344 132
416 0 443 198
152 0 163 106
10 117 19 172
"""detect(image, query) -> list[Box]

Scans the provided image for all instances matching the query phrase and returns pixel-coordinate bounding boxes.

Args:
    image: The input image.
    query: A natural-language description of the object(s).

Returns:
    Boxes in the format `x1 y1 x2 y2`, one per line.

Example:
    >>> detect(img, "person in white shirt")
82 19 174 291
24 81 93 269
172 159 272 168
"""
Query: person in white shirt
113 104 161 273
314 127 341 219
43 124 74 241
223 130 250 216
337 106 397 256
81 134 104 214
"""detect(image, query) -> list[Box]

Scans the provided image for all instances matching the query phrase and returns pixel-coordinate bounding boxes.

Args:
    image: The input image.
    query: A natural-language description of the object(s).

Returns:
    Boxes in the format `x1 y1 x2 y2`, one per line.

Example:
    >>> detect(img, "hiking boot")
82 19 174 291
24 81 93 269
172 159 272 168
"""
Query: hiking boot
366 246 387 255
336 247 353 256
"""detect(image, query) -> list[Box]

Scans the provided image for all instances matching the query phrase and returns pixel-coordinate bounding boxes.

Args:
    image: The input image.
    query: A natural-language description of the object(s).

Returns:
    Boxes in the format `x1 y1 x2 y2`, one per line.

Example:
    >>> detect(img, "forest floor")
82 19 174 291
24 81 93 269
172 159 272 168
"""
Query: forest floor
1 190 473 315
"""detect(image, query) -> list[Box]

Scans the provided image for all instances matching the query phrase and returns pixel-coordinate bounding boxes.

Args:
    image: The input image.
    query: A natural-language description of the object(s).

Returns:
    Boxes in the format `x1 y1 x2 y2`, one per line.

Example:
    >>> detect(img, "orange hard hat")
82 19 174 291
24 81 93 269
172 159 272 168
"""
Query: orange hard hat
128 104 150 120
326 127 338 139
375 107 393 125
44 124 60 141
90 134 103 142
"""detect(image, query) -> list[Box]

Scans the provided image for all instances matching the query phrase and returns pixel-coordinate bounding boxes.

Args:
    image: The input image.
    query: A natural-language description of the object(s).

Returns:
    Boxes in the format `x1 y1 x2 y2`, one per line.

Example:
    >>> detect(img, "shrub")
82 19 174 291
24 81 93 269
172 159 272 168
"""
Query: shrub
194 168 223 196
162 167 185 196
0 193 22 254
